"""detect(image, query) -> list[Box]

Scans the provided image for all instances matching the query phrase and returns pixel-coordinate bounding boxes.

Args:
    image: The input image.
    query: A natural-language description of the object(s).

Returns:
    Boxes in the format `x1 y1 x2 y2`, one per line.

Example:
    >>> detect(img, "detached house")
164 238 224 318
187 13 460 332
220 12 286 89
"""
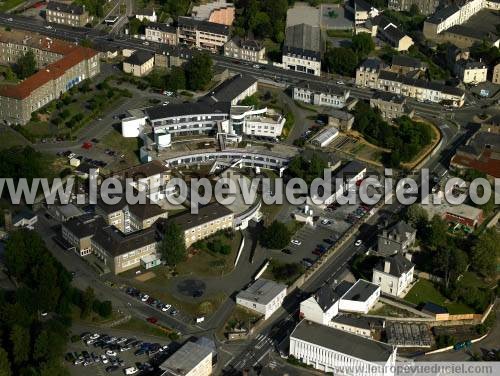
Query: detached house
300 284 340 326
372 253 415 297
377 220 416 256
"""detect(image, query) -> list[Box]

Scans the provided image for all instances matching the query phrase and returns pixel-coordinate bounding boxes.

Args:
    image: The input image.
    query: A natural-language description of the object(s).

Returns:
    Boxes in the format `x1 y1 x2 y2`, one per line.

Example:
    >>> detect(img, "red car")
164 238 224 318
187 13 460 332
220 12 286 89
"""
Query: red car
82 141 92 149
146 317 158 324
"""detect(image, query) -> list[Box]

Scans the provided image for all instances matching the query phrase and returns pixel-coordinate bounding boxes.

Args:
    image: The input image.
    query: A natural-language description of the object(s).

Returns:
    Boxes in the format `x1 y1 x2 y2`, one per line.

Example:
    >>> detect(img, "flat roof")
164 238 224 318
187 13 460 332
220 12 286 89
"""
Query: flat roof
341 279 379 302
92 225 159 257
160 341 212 375
311 127 339 145
284 23 321 57
237 278 287 305
291 320 395 362
178 16 230 36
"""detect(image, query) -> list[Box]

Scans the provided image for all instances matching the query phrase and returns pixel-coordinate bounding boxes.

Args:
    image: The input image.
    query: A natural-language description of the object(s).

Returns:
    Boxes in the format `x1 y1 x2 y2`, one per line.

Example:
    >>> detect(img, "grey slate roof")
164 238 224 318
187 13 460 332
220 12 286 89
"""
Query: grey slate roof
291 320 394 362
378 70 464 96
205 74 257 103
360 58 384 70
295 80 347 96
387 220 415 240
145 101 231 121
327 109 354 121
392 55 423 70
92 225 159 257
178 16 230 36
284 24 321 58
146 22 176 33
159 202 233 232
313 284 340 312
372 91 406 104
341 279 379 302
63 214 106 238
47 1 85 14
374 253 414 277
125 51 154 65
427 5 460 24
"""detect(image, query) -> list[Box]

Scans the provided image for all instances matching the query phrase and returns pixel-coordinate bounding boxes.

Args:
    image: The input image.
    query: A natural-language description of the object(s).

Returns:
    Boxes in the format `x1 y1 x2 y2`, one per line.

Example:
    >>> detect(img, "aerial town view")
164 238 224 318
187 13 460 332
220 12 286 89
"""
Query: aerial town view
0 0 499 375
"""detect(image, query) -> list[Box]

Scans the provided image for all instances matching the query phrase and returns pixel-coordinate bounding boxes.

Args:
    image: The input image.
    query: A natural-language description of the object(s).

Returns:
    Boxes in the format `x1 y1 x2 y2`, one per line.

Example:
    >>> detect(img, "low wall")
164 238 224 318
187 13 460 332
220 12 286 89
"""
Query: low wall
379 296 432 318
234 232 245 267
415 270 444 284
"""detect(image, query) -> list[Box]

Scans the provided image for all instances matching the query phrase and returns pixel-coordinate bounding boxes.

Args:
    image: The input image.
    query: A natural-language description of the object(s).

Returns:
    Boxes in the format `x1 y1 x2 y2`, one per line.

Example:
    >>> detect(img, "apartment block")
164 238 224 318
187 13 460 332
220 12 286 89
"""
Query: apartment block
165 203 234 248
370 91 415 120
177 16 230 51
236 278 287 319
191 0 235 26
0 29 100 125
46 1 91 27
123 51 155 77
91 225 160 274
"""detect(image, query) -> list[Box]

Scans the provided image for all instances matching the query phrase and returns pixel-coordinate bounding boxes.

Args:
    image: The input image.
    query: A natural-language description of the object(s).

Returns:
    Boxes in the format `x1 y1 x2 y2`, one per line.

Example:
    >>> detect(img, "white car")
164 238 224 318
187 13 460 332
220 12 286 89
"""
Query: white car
7 18 13 22
89 333 100 340
161 304 172 312
252 64 260 69
162 101 169 106
336 81 344 85
141 294 149 302
68 153 76 159
105 350 117 357
163 91 174 96
45 25 52 29
354 239 362 247
124 367 139 375
142 41 149 46
100 355 108 364
321 219 330 225
291 239 302 246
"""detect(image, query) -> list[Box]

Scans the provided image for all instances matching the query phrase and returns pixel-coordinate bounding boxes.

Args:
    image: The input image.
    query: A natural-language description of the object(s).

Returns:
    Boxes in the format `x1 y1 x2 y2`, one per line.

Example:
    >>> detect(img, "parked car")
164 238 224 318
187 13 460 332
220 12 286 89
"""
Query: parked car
282 249 292 255
105 350 117 357
125 366 139 375
146 317 158 324
101 355 108 364
291 239 301 246
355 239 362 247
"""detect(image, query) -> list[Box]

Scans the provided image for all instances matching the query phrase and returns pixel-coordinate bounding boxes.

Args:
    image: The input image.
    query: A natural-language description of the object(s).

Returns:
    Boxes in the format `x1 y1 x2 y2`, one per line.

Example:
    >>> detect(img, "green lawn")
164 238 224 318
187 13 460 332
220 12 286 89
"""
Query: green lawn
405 279 475 314
326 29 353 38
0 126 28 150
176 231 242 277
101 127 142 170
114 317 172 338
0 0 24 12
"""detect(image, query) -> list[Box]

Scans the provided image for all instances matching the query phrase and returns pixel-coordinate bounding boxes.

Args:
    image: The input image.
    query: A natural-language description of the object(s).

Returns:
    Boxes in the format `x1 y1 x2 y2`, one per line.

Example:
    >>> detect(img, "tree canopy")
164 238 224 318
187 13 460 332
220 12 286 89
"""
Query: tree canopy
323 47 358 76
351 33 375 59
14 51 37 80
471 228 500 277
159 221 187 266
287 153 328 184
185 52 214 91
260 221 291 249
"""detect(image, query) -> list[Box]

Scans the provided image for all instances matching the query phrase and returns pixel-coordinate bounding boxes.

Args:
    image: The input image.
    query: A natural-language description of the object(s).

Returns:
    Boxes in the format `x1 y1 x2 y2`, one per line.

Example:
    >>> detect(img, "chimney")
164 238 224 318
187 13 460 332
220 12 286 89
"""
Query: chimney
384 260 391 274
4 210 12 231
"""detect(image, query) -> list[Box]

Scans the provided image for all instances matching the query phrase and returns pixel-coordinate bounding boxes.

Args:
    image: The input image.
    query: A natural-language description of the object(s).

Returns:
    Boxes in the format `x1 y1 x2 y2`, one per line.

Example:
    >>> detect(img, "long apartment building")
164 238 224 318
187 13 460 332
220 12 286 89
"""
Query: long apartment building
162 203 234 248
46 1 91 27
355 59 465 107
422 0 500 47
0 29 100 125
177 16 230 51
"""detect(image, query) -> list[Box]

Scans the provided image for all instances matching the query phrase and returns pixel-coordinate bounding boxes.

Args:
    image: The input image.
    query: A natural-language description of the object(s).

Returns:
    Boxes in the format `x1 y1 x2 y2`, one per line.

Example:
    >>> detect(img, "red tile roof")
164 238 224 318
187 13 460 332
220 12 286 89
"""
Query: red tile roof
451 150 500 178
0 47 98 100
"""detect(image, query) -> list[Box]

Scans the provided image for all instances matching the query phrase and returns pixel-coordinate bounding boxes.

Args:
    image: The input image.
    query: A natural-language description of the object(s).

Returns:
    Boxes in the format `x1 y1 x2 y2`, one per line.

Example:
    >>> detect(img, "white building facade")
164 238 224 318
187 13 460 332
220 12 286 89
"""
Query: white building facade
236 279 287 319
293 83 350 108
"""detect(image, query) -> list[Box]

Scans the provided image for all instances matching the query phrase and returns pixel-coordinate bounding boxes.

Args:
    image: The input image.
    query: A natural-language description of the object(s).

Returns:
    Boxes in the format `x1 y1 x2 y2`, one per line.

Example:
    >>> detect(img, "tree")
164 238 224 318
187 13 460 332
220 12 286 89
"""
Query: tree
33 331 50 362
471 228 500 277
165 67 186 91
0 347 12 376
324 47 358 76
10 325 30 365
14 51 37 79
159 222 187 266
128 18 143 35
260 221 291 249
424 215 448 250
239 94 260 107
351 33 375 58
185 52 213 91
80 287 95 319
409 4 420 15
2 66 16 82
95 301 112 318
404 204 428 232
434 247 467 289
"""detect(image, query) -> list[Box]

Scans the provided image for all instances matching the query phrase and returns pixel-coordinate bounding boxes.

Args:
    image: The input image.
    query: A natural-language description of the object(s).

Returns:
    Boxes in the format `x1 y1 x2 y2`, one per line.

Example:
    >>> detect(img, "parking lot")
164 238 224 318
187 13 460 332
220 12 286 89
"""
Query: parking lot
67 331 174 376
272 193 373 268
